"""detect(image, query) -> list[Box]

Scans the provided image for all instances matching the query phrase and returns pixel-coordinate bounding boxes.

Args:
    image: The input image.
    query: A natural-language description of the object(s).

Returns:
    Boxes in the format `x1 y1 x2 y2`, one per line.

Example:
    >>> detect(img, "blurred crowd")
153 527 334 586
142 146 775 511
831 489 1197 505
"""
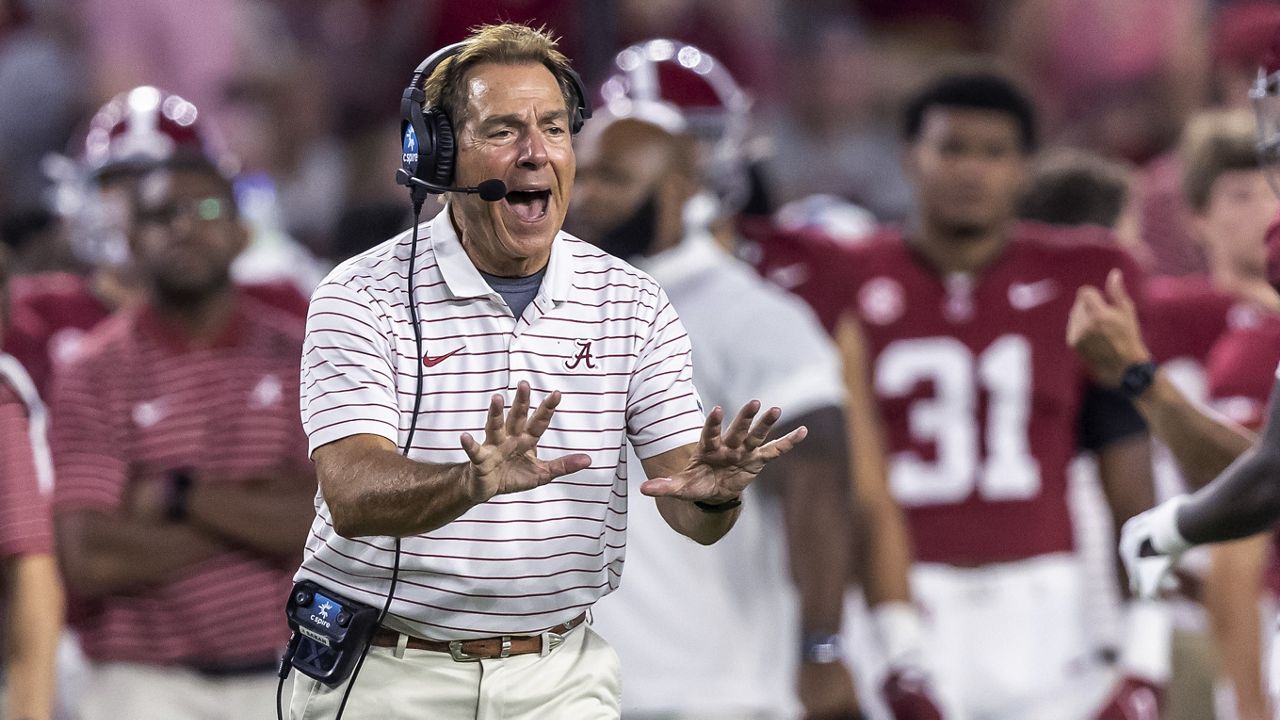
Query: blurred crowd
4 1 1280 720
0 0 1272 272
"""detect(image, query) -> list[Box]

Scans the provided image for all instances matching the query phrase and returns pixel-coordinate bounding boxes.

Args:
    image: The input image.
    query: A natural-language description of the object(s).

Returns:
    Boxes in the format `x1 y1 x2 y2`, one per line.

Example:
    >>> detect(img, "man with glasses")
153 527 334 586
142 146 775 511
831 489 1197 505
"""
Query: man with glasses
48 152 316 719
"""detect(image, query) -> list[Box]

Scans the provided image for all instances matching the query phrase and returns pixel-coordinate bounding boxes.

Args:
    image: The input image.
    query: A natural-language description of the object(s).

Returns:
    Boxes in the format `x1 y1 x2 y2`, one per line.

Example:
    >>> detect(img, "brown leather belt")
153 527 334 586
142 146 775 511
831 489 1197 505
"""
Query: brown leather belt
370 612 588 662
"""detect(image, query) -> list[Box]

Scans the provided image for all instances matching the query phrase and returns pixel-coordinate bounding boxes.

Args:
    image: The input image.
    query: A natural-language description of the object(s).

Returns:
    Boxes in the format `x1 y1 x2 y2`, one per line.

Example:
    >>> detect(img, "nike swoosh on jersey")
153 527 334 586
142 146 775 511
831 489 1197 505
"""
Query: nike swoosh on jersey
1008 279 1058 310
423 347 464 368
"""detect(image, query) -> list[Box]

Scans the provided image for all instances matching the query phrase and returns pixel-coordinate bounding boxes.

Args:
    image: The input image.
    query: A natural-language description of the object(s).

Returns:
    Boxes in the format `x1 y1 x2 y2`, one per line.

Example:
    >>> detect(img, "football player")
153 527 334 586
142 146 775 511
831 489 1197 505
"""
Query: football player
3 86 309 397
749 71 1167 719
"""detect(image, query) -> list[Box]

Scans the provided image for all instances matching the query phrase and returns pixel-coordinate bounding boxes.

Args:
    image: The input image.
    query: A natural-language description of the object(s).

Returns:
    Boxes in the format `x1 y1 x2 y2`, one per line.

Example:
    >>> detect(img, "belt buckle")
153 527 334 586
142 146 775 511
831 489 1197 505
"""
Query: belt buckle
448 636 512 662
540 631 565 657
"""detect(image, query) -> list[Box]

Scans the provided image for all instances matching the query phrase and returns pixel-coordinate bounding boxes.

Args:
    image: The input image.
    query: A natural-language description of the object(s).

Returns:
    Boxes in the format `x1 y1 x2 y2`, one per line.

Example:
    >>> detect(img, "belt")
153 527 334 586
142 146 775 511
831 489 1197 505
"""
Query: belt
370 612 588 662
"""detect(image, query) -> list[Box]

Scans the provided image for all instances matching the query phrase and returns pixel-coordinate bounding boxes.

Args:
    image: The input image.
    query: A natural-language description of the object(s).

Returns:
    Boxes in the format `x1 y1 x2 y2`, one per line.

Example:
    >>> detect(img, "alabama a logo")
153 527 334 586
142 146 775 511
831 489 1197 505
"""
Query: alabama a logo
565 339 597 370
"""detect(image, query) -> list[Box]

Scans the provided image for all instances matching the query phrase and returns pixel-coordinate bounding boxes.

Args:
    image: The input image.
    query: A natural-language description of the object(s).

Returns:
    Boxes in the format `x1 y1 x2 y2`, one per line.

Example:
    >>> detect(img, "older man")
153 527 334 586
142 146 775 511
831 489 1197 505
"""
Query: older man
290 23 805 720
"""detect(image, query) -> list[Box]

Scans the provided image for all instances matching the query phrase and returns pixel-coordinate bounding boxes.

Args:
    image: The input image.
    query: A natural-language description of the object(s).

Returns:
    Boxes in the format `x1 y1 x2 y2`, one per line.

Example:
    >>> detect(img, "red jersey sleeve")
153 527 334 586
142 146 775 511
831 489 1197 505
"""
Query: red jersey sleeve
0 383 54 557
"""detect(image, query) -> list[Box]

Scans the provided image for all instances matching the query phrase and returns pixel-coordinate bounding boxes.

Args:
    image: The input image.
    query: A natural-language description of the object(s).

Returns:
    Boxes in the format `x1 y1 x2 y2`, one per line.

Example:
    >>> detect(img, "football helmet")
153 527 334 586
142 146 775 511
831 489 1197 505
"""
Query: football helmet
46 86 236 266
598 39 753 216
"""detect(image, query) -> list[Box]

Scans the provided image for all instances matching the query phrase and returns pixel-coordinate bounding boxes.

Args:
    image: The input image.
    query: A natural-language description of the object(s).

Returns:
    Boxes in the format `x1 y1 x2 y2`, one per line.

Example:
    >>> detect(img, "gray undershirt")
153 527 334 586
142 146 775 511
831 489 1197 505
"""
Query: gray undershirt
479 267 547 319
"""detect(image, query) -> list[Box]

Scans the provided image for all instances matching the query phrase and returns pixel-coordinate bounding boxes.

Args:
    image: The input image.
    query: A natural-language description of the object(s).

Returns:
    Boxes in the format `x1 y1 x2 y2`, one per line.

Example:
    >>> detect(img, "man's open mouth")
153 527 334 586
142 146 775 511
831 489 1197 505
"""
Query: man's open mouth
503 189 551 222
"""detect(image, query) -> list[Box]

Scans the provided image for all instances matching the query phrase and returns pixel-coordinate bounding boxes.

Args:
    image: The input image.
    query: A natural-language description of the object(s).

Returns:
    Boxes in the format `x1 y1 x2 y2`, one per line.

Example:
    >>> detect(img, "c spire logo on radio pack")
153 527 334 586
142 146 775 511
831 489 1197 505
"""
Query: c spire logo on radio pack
402 125 419 173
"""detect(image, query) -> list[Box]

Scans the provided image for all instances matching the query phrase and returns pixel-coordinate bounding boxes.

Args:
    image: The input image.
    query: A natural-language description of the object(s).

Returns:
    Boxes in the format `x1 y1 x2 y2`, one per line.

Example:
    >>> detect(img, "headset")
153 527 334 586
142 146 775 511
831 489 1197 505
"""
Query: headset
277 38 593 720
395 40 593 206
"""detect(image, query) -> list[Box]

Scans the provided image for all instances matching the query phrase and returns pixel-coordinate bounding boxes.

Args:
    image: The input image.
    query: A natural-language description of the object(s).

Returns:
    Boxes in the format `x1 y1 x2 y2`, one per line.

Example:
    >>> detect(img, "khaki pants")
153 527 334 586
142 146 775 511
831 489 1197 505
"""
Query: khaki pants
78 661 281 720
291 624 621 720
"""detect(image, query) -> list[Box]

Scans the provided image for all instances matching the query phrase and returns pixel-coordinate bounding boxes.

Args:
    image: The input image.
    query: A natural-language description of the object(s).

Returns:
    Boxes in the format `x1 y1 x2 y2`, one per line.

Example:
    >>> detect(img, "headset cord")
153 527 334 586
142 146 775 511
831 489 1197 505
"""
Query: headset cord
275 197 424 717
331 199 426 719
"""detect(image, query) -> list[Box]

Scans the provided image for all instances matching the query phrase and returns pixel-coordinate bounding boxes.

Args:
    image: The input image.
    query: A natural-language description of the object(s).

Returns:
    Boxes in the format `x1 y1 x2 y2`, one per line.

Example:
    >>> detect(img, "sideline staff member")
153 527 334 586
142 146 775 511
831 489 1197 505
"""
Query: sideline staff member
291 23 807 719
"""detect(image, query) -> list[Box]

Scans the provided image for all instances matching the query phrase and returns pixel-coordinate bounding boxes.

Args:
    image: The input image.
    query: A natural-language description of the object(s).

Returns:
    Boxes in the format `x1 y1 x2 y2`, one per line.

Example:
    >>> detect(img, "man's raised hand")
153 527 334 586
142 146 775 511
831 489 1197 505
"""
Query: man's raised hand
639 400 807 503
460 381 592 502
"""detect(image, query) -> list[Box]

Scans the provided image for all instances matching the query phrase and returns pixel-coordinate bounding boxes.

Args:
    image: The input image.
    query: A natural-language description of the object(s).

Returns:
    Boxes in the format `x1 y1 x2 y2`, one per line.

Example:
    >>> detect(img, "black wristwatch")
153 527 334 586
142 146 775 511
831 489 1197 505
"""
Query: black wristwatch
1119 360 1158 399
694 496 743 513
165 468 196 522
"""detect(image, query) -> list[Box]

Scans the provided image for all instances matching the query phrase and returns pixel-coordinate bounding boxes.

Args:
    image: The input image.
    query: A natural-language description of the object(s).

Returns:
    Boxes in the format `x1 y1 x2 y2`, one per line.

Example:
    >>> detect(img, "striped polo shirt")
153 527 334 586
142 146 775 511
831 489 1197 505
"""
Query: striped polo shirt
295 206 704 640
0 354 54 559
49 295 310 665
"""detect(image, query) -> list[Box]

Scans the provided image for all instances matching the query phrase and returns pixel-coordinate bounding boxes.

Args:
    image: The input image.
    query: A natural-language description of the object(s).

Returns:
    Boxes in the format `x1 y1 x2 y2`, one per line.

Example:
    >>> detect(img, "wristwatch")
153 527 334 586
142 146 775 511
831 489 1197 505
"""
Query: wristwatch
801 633 845 664
1119 361 1157 399
693 497 742 513
165 468 196 522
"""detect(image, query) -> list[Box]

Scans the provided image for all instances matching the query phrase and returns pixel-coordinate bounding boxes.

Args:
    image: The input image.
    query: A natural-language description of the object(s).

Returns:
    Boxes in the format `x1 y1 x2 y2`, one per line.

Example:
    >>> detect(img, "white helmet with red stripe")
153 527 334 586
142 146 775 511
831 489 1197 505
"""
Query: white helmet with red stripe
599 39 754 217
81 85 235 180
46 86 237 266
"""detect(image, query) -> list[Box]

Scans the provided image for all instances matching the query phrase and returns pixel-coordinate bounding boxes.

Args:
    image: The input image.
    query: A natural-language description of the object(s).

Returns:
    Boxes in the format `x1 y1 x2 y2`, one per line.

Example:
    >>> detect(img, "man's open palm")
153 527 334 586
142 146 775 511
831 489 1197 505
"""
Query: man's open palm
460 381 592 501
640 400 807 503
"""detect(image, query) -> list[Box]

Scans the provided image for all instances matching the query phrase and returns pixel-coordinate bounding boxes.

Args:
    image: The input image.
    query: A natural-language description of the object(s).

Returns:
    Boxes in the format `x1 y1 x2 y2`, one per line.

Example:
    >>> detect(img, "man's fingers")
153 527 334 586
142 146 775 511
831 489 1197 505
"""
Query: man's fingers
1077 285 1109 316
755 425 808 462
723 400 761 448
484 393 505 443
700 406 725 451
638 476 681 498
743 406 783 450
525 390 562 439
543 452 592 480
460 432 484 464
1105 268 1135 314
506 381 531 436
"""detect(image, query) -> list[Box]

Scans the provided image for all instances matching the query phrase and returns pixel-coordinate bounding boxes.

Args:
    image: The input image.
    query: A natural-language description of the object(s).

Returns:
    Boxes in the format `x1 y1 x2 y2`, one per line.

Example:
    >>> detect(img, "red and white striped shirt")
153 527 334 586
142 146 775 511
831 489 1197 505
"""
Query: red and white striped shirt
295 207 704 640
0 355 54 559
49 295 309 664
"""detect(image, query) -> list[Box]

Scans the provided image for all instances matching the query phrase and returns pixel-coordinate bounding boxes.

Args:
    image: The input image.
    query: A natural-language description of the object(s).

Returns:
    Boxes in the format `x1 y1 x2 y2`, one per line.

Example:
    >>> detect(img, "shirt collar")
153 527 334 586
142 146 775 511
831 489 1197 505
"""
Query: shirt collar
431 204 573 303
633 228 725 288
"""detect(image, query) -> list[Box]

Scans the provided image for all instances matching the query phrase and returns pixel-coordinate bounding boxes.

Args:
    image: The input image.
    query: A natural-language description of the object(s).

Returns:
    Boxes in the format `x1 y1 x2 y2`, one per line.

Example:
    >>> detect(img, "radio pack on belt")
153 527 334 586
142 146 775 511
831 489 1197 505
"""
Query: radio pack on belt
284 580 381 687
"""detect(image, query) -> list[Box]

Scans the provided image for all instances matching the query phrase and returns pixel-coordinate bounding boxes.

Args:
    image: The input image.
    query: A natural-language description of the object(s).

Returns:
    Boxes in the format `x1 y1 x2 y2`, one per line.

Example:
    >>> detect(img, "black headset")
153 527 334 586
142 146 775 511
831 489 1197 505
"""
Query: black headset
397 40 593 203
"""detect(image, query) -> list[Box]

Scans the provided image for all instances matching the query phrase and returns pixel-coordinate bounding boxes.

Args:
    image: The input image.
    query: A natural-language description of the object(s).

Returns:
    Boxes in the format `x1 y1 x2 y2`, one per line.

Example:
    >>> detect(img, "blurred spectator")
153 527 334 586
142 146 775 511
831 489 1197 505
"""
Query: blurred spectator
219 2 346 262
2 87 312 397
83 0 242 124
1135 2 1280 280
1019 149 1151 268
0 244 64 720
1181 109 1280 308
0 0 83 221
48 159 316 719
998 0 1209 162
765 17 914 221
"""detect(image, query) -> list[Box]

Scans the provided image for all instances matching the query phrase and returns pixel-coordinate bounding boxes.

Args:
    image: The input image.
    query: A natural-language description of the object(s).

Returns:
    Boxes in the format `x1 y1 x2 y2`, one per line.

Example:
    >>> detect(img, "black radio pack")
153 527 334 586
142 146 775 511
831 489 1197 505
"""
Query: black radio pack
284 580 381 687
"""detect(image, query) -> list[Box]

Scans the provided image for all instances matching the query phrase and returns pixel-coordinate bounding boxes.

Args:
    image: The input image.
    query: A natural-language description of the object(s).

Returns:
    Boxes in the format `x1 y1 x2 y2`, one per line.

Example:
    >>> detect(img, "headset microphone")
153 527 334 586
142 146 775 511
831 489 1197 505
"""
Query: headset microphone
395 171 508 202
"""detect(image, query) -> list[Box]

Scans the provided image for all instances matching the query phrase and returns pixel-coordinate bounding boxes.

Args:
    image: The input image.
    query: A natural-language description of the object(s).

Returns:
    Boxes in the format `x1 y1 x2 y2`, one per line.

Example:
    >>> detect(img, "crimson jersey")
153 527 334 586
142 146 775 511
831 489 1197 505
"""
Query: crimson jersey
1204 306 1280 593
1206 305 1280 434
744 221 1146 564
1143 275 1235 367
2 272 310 397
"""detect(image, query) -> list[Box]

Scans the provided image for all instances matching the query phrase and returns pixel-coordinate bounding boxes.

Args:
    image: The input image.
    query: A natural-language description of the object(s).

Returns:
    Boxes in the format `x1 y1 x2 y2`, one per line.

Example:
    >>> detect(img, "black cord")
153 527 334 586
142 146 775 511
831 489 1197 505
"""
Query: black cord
330 199 427 719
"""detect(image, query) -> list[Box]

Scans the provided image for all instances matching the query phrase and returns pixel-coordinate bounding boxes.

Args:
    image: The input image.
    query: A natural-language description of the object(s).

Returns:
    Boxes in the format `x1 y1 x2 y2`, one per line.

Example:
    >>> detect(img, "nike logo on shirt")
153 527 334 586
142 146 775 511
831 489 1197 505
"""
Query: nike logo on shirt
423 347 464 368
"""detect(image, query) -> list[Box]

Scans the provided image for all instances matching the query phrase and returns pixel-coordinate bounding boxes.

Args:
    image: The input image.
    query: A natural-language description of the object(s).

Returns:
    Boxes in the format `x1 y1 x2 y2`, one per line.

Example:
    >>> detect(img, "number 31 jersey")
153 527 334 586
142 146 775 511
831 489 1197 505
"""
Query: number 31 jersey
749 222 1146 565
